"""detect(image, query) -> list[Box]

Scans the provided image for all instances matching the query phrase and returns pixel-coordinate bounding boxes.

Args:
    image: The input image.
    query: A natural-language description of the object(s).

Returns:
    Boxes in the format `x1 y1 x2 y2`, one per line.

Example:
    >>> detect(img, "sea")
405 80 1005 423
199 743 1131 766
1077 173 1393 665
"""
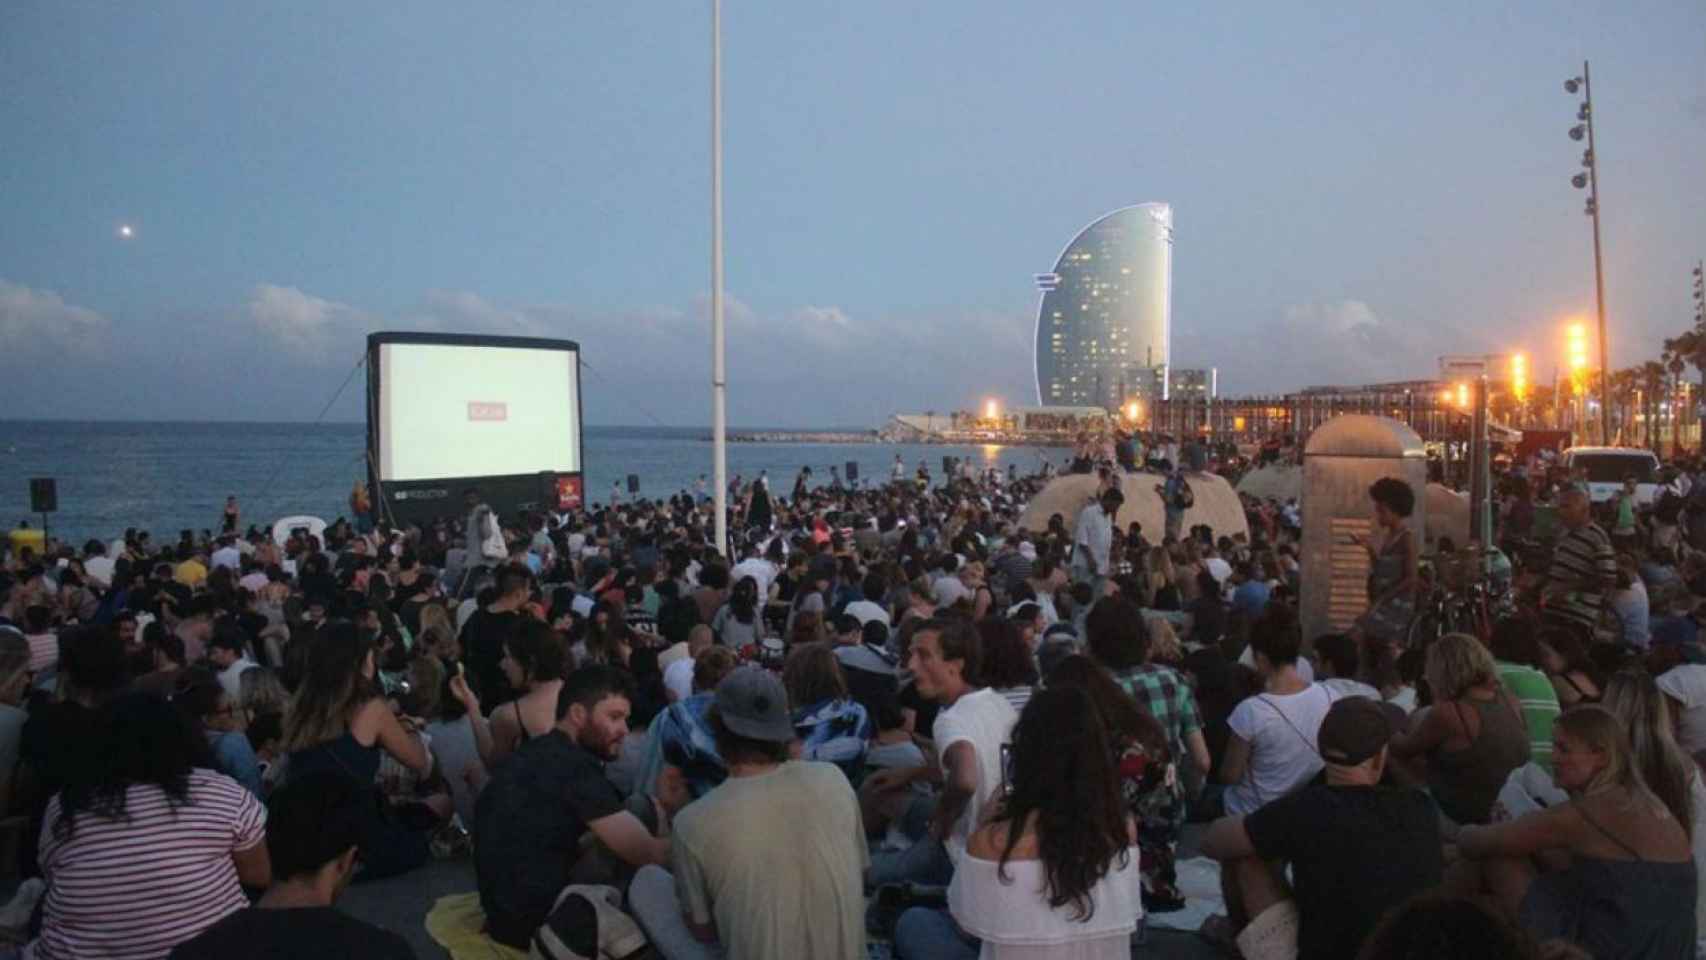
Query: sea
0 421 1065 545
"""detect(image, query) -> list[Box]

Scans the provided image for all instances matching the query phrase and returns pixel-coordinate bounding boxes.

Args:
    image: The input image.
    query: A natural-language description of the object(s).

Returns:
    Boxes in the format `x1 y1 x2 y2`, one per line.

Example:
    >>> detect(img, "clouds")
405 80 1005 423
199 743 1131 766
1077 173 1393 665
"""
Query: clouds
0 281 108 360
247 284 372 362
233 282 1038 426
1176 298 1459 392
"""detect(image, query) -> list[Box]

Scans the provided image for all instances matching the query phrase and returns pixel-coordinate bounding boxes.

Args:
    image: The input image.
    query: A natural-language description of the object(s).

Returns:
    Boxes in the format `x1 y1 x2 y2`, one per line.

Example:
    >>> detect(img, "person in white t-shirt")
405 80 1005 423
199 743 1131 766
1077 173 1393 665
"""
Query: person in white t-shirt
842 572 892 628
209 536 242 573
662 626 714 703
864 618 1018 885
1657 662 1706 758
1219 607 1336 817
81 542 115 590
729 542 779 605
1202 545 1234 589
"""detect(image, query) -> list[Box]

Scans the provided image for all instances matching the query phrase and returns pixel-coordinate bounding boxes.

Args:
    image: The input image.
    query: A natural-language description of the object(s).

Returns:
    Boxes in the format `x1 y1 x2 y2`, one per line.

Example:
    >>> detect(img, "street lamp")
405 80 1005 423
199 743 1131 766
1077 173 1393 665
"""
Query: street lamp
1693 261 1704 329
1564 62 1610 443
1510 352 1528 425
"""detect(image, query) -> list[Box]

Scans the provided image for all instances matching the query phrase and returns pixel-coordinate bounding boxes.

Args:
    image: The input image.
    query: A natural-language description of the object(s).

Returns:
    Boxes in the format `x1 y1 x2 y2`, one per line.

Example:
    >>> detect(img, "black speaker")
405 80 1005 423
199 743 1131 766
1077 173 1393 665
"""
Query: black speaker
29 478 56 513
626 474 640 494
942 456 954 475
844 461 859 482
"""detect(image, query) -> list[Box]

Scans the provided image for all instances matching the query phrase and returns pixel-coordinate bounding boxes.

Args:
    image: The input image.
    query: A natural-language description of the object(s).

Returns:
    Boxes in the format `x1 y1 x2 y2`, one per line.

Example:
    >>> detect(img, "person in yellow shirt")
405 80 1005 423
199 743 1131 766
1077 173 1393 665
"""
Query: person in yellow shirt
174 548 208 589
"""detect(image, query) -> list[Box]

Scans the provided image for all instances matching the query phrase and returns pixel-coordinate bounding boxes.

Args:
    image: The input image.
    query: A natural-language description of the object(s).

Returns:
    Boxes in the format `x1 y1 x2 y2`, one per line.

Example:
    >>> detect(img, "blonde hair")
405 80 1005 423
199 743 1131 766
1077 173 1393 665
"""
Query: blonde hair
238 666 288 718
1602 671 1694 839
1424 633 1498 701
1554 705 1664 813
1145 616 1182 664
1146 547 1176 594
418 602 451 638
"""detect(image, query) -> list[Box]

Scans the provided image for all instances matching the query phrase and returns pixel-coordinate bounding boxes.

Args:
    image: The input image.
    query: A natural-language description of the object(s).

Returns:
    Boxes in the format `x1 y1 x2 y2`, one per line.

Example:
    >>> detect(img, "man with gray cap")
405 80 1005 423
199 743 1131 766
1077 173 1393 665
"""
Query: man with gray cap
1200 696 1441 960
630 666 867 960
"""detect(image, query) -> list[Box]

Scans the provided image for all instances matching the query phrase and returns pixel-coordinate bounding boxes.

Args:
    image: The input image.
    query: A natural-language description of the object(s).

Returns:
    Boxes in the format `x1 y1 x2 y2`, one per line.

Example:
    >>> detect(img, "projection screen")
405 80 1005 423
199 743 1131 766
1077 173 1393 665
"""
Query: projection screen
373 336 582 483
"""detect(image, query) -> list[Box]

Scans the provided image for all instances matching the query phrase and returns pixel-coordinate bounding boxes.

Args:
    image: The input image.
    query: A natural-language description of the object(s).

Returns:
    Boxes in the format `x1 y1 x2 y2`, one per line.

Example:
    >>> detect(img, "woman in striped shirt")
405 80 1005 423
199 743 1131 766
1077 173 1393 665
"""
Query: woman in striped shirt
33 693 270 960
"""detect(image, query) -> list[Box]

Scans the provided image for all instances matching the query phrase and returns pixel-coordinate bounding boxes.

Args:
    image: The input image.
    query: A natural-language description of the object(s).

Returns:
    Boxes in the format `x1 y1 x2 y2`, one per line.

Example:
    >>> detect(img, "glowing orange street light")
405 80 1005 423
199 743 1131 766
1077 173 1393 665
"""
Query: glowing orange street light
1511 352 1528 400
984 398 1000 420
1456 382 1470 409
1124 400 1141 422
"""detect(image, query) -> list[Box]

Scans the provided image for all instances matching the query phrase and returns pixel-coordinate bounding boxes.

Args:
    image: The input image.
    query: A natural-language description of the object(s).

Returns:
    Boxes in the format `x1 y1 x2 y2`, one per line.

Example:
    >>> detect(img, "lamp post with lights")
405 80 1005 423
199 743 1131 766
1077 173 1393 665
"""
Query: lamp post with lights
1565 63 1610 443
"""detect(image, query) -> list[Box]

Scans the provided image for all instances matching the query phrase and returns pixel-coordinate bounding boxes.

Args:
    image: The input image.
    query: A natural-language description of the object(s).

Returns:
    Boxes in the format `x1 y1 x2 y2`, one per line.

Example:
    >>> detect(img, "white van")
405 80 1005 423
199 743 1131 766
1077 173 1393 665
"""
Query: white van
1558 446 1661 506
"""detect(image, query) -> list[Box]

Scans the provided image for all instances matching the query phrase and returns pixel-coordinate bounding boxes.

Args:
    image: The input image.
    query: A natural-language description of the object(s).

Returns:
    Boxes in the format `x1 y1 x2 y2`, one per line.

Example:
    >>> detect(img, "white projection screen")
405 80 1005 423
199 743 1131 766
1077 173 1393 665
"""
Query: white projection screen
375 337 582 482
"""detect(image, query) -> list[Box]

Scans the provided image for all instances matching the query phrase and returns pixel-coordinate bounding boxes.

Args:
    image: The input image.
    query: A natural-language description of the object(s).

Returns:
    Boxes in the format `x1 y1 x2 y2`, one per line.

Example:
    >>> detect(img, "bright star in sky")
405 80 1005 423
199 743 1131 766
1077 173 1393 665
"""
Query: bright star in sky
117 223 134 240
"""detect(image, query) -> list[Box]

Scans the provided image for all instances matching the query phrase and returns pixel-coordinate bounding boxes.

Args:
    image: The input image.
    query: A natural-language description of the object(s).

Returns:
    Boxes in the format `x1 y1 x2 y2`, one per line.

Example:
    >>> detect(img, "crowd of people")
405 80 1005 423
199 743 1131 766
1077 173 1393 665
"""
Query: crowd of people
0 434 1702 959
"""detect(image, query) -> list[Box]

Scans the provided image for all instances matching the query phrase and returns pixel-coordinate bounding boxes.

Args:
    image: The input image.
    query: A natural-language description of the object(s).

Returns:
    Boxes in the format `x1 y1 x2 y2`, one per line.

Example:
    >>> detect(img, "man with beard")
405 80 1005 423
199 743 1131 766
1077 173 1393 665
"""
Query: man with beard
471 665 685 949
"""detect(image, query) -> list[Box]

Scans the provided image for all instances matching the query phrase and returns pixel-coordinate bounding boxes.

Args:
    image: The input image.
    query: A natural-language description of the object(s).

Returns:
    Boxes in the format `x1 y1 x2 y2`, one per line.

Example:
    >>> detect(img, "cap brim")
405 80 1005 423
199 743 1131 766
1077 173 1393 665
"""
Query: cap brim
719 712 796 743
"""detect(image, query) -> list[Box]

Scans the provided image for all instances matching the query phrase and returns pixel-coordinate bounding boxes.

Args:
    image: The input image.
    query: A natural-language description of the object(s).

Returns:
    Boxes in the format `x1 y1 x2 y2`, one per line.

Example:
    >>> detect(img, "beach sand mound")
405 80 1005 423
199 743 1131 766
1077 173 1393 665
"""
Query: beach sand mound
1235 464 1302 502
1019 471 1249 543
1426 483 1470 546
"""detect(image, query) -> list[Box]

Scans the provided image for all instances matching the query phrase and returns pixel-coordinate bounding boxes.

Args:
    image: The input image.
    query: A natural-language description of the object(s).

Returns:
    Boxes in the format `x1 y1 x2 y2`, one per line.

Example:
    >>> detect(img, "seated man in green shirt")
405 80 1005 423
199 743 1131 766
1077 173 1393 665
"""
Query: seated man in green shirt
1488 618 1560 773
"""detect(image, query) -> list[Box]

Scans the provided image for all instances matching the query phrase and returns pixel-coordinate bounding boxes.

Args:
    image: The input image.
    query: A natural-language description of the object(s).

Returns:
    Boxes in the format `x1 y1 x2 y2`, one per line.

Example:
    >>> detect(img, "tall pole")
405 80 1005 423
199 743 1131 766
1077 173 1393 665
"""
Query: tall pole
710 0 728 557
1583 60 1611 444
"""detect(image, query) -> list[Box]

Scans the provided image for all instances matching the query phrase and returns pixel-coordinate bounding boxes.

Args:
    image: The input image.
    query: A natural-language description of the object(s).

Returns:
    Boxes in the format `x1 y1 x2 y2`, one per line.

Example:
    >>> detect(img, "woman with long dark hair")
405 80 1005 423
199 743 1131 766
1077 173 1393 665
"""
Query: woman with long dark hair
712 575 765 649
450 618 564 768
1048 654 1181 912
32 693 269 959
898 686 1141 959
282 620 440 880
782 643 871 780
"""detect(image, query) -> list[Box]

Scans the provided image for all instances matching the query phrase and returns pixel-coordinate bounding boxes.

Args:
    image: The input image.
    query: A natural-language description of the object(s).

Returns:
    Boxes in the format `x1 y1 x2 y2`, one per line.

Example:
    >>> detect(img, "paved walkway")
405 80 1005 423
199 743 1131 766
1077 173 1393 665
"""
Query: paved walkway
338 855 1225 960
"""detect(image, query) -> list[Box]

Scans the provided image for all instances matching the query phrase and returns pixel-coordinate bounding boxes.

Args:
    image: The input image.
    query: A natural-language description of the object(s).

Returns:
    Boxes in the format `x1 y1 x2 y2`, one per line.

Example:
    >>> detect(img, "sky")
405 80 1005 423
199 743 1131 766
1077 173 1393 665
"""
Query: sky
2 1 1703 427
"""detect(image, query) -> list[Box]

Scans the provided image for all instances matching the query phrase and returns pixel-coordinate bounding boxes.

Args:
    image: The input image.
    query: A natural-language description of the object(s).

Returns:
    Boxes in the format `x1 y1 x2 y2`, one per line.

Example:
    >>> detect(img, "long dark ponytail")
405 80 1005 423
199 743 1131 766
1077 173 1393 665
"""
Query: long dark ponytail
993 685 1130 920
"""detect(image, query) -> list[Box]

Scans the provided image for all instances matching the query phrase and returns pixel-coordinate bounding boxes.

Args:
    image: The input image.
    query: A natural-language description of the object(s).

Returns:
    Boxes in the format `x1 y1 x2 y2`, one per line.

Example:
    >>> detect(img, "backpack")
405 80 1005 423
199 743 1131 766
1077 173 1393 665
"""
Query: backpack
529 884 648 960
1172 478 1195 511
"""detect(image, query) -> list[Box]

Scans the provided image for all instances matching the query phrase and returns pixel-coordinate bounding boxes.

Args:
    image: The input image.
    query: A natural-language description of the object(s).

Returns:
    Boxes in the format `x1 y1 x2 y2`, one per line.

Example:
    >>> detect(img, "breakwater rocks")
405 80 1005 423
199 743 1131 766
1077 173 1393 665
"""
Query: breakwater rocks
713 431 882 444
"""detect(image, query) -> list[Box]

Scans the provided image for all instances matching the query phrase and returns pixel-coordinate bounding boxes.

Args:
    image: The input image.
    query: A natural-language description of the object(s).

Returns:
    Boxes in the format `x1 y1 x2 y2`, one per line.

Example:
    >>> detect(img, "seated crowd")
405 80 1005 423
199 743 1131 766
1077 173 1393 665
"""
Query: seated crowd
0 454 1701 960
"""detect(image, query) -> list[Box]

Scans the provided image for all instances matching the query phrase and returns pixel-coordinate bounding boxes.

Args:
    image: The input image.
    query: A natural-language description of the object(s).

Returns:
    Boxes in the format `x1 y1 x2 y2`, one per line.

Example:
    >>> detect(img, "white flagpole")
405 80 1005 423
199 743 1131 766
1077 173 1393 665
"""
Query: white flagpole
711 0 728 557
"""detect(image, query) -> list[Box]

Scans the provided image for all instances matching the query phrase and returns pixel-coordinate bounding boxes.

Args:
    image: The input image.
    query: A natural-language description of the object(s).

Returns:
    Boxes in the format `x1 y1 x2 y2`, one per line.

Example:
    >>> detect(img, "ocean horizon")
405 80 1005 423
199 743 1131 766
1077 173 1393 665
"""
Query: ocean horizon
1 420 1054 544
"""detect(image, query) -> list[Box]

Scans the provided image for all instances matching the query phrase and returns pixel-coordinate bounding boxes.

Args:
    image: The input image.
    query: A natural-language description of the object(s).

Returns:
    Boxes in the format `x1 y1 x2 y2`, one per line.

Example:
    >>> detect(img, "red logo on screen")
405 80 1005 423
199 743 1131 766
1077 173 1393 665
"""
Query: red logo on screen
467 402 508 422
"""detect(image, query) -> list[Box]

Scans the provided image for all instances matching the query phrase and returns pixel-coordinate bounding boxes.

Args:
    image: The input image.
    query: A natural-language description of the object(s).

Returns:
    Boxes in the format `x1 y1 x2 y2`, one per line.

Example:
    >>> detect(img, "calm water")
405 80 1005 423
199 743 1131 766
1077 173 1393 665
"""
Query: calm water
0 421 1063 544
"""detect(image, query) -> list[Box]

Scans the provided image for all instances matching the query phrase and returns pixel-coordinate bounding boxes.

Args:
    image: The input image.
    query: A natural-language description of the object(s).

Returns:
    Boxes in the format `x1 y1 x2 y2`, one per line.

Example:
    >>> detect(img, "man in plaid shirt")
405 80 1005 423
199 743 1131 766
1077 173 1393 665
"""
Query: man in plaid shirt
1086 599 1212 911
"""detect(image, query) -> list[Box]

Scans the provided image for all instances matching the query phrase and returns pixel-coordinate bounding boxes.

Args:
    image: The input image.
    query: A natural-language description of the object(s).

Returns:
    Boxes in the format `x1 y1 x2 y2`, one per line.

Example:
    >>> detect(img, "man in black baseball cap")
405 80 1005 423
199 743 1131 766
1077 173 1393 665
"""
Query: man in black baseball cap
1201 696 1442 959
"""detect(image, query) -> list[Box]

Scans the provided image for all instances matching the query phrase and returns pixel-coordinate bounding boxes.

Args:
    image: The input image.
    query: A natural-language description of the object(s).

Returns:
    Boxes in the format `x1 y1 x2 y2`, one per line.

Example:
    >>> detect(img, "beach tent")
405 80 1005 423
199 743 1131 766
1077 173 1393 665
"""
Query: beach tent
272 515 327 549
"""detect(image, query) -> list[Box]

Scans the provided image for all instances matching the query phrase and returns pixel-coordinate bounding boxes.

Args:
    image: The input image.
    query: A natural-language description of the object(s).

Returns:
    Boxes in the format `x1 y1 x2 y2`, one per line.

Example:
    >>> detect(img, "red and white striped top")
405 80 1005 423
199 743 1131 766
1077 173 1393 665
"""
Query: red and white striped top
24 632 57 673
31 768 266 960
